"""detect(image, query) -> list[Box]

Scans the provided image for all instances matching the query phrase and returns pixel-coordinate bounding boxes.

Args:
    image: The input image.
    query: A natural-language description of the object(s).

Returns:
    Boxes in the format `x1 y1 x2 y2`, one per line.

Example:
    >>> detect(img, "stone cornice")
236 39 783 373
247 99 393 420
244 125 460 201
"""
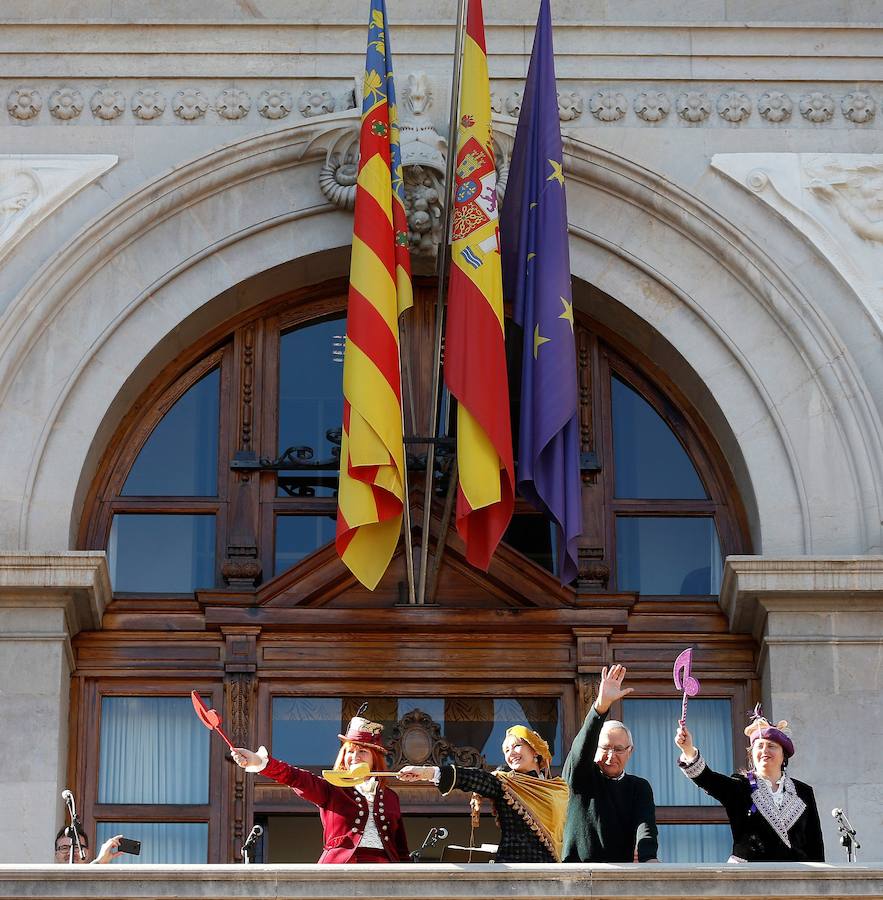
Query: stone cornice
0 551 111 635
2 22 883 81
0 862 882 898
722 555 883 637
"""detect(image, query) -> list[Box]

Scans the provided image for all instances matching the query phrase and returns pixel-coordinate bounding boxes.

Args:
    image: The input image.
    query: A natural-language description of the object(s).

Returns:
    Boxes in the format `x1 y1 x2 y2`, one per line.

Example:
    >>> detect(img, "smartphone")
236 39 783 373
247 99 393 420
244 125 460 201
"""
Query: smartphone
117 837 141 856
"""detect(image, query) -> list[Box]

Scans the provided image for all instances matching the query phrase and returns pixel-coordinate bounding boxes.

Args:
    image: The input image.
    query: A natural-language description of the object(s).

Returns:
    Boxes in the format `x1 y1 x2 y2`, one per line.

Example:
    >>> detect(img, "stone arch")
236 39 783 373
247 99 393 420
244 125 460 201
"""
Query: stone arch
0 120 880 557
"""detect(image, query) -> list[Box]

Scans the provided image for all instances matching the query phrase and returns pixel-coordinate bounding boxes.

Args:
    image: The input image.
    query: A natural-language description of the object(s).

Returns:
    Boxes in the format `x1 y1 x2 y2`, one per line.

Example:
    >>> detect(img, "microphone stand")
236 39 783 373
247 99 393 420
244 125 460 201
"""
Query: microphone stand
409 826 448 862
63 793 86 863
240 825 263 865
834 810 860 863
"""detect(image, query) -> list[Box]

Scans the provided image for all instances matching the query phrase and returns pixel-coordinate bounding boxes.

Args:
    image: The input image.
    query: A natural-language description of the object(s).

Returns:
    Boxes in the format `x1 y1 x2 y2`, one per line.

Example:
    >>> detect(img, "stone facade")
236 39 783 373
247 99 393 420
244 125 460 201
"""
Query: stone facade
0 3 882 866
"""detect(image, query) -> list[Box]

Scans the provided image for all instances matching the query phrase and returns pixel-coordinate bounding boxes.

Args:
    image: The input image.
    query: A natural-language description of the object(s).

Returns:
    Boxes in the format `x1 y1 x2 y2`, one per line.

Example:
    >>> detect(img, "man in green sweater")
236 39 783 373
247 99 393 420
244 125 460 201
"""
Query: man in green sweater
562 664 659 862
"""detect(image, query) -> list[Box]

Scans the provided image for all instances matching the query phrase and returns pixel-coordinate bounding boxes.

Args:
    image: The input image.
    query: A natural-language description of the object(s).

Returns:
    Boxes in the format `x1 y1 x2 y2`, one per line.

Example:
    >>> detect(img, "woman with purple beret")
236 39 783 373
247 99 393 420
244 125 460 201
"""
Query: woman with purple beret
674 706 824 862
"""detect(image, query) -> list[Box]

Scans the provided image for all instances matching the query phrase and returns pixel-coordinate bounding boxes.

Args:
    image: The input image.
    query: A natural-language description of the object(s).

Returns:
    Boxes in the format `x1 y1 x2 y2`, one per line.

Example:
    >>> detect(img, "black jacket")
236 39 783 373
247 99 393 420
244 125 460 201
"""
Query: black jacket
680 752 825 861
439 765 556 863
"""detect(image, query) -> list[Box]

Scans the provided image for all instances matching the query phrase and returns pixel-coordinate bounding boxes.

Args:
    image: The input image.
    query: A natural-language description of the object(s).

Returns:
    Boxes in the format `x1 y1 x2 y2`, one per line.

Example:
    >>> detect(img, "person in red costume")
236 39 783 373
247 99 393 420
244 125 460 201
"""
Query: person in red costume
232 714 409 863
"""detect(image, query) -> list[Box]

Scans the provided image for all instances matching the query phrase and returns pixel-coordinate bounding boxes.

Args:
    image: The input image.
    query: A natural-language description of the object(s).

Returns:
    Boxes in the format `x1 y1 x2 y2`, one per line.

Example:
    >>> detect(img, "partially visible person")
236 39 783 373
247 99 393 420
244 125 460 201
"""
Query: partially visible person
674 707 824 862
561 664 658 862
399 725 569 862
232 714 409 863
54 827 123 864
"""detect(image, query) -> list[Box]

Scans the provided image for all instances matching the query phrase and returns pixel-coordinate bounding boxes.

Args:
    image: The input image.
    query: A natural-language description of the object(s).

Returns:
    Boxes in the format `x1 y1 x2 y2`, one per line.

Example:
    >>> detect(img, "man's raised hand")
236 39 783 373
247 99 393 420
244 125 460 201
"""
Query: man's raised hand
595 664 634 714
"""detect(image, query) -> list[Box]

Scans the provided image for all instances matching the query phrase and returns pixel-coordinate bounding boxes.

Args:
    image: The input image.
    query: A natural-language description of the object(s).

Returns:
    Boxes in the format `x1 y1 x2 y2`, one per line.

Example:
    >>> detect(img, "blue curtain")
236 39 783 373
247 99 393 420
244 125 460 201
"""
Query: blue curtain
623 698 734 862
99 696 209 804
624 697 733 806
96 822 207 864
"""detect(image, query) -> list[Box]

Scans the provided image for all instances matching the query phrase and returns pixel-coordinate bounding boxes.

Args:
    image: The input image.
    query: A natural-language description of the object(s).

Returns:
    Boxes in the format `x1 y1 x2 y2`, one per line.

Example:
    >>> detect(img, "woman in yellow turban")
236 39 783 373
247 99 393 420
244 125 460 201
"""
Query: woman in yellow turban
399 725 569 862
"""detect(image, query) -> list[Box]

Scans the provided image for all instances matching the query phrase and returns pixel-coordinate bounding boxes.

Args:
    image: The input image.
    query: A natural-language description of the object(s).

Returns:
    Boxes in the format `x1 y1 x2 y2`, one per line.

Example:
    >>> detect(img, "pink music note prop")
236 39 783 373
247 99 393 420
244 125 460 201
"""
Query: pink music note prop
672 648 701 726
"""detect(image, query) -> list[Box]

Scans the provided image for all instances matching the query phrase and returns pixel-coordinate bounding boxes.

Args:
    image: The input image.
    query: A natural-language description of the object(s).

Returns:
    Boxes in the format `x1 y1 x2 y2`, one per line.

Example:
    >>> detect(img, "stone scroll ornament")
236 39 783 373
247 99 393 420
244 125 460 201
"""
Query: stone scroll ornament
672 647 701 725
191 690 235 751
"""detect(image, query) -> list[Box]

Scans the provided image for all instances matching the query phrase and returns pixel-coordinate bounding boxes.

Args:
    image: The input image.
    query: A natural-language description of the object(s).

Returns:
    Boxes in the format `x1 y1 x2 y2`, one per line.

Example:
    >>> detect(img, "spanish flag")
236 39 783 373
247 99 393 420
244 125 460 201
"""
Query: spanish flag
444 0 514 570
336 0 413 589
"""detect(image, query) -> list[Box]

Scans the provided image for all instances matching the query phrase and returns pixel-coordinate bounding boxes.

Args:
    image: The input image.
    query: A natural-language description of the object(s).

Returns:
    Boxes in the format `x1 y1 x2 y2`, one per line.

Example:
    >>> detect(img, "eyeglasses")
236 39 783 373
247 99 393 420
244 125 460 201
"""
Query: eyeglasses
599 744 632 755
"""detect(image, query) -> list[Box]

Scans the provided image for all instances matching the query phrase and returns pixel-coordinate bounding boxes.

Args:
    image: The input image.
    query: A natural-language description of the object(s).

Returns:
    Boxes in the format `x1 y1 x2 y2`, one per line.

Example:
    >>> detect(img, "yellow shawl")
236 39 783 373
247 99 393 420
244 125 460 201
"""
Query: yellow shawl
493 771 570 861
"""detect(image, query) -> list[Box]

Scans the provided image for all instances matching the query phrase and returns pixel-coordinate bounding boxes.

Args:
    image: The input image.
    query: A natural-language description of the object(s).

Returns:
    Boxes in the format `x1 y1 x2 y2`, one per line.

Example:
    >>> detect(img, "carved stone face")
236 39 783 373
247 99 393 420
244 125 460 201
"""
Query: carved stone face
405 72 431 116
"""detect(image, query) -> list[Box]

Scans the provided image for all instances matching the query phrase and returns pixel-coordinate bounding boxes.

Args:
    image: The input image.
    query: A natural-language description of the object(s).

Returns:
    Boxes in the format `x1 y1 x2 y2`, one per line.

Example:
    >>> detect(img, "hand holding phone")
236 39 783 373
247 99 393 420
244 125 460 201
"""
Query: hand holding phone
117 837 141 856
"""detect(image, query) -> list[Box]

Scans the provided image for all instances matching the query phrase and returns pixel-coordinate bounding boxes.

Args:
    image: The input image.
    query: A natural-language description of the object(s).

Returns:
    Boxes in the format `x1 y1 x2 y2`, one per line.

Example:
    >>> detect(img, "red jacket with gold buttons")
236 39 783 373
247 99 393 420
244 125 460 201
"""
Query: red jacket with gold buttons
262 757 409 863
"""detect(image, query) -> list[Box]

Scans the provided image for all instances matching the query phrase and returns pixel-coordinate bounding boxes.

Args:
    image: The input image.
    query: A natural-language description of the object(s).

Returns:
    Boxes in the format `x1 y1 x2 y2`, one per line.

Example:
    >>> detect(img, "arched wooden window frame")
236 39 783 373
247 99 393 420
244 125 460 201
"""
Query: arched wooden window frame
81 281 751 596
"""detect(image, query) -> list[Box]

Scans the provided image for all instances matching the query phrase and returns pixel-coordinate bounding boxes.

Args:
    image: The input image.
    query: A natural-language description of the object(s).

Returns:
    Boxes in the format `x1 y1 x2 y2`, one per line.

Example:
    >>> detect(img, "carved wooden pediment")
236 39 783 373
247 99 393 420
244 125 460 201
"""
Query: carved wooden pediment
387 708 486 769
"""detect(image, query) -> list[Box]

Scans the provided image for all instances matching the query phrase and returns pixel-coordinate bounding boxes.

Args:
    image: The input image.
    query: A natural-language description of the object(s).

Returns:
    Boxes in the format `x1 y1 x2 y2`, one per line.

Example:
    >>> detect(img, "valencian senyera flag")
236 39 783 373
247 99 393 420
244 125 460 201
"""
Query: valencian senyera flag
444 0 515 571
336 0 413 590
499 0 582 583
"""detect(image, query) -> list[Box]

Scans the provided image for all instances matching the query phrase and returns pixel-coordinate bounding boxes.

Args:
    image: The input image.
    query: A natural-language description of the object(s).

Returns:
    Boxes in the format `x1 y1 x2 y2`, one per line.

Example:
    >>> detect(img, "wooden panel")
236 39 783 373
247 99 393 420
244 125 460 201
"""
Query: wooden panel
259 636 576 678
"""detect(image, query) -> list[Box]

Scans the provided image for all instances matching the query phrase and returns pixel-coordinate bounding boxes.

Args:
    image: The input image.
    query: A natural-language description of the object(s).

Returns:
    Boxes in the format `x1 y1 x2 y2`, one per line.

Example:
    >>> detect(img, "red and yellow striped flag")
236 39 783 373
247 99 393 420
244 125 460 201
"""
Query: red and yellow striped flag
336 0 413 589
443 0 515 570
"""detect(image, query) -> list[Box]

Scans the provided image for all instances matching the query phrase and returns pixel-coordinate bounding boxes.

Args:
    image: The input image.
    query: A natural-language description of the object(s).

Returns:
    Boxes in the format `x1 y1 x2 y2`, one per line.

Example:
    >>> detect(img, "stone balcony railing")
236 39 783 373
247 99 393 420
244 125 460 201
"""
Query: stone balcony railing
1 863 882 900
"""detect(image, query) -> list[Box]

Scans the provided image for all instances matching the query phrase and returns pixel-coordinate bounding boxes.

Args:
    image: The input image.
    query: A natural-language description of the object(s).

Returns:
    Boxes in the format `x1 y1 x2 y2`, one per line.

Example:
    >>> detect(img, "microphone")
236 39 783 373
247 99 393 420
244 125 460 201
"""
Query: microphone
242 824 263 851
61 789 76 816
832 808 857 835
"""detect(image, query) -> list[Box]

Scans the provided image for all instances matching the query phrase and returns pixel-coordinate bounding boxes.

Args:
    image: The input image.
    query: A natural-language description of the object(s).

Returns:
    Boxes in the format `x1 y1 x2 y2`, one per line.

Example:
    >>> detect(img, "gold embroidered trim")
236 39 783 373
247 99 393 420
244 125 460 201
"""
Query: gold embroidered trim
495 777 560 861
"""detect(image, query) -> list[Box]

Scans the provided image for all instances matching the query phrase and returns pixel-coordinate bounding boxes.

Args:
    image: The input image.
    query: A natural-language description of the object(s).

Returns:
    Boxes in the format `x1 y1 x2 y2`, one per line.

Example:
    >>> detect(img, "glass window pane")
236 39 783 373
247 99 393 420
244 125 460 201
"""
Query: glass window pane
275 515 337 575
657 823 731 863
612 375 707 499
99 697 209 804
272 698 344 766
271 697 562 768
278 317 344 469
503 514 555 574
623 698 733 806
96 822 207 864
122 369 219 497
616 516 722 595
108 514 215 592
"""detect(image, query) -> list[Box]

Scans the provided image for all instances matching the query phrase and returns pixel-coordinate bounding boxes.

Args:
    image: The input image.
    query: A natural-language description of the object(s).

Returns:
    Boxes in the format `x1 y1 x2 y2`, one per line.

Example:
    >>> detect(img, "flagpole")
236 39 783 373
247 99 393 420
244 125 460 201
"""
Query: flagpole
416 0 469 606
397 323 418 605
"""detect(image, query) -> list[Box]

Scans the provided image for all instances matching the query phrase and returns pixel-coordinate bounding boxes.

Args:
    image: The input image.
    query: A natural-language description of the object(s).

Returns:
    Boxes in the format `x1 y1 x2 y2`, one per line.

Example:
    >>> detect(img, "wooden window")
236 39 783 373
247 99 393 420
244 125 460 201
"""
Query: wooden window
83 286 748 596
76 681 227 864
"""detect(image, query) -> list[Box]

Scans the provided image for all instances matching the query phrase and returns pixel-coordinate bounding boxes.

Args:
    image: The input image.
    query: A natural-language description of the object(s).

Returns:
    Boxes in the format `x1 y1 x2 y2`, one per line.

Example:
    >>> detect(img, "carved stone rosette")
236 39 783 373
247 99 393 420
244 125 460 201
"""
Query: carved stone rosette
677 91 711 123
216 88 251 120
800 91 835 123
717 91 751 124
758 91 793 123
590 90 627 122
258 88 292 120
173 88 208 121
634 91 670 123
132 88 166 120
91 88 125 121
7 87 41 120
49 87 84 121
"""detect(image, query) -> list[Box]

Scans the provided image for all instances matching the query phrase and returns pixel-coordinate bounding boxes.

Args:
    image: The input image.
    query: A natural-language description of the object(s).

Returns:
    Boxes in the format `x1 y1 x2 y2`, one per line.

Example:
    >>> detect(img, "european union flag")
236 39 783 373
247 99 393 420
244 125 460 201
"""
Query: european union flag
500 0 581 584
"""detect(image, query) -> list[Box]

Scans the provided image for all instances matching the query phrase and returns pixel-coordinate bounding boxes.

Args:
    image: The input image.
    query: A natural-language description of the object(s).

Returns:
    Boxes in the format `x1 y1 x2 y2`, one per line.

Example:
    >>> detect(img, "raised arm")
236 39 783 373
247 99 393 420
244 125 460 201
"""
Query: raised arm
232 746 334 808
398 764 504 802
673 726 744 807
563 664 634 785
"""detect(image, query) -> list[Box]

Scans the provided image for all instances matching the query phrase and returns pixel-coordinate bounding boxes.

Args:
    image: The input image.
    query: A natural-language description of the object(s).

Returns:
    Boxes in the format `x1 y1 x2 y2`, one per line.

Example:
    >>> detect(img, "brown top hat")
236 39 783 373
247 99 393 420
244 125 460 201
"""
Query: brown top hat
338 715 386 751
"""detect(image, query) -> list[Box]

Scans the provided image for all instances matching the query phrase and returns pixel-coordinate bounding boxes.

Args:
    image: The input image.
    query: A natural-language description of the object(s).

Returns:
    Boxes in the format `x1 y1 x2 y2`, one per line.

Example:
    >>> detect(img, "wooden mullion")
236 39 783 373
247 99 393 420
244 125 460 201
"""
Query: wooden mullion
92 804 211 821
107 499 221 512
610 499 718 514
656 806 729 824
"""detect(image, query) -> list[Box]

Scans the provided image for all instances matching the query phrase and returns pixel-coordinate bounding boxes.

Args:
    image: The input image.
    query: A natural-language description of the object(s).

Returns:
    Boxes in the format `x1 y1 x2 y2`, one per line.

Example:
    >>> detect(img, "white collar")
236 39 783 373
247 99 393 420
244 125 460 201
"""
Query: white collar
356 778 378 799
757 772 785 792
